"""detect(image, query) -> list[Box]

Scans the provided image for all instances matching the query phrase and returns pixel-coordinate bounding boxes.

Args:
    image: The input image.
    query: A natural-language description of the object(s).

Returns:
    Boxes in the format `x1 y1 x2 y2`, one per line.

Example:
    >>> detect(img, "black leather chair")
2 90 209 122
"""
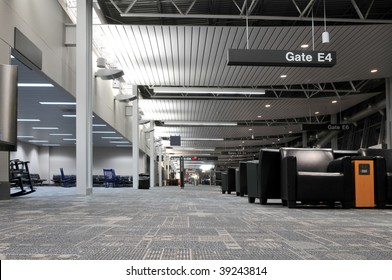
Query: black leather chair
221 168 236 194
258 149 281 205
221 169 236 194
236 162 249 197
280 148 353 208
358 149 392 208
333 150 359 159
247 149 281 204
246 161 259 203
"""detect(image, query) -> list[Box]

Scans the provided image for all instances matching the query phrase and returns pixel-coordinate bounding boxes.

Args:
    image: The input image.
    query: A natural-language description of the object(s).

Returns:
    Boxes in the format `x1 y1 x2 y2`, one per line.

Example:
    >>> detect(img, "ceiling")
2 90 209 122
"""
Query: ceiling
14 0 392 168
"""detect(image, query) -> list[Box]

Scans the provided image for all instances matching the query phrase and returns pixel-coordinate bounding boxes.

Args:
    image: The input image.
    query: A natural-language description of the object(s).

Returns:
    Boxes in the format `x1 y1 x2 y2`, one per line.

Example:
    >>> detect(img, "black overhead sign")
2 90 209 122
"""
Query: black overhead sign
227 49 336 67
302 124 351 131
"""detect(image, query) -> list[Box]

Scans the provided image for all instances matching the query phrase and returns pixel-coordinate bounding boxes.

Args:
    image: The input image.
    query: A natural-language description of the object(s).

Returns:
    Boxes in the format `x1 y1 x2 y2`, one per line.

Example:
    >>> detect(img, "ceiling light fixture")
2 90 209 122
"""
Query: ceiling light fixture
164 121 237 126
17 136 34 138
32 127 59 130
62 114 76 118
152 87 265 95
280 75 287 78
50 134 73 136
102 136 123 139
63 138 76 141
332 100 338 104
265 104 271 108
110 141 130 144
371 69 378 73
301 44 309 48
93 124 107 127
92 131 116 134
28 140 49 143
17 119 40 122
18 83 54 87
40 102 76 105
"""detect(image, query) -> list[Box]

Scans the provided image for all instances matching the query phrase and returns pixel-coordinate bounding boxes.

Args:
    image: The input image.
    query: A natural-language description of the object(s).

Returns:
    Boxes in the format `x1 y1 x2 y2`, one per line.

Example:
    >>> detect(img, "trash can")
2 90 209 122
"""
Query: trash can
352 157 375 208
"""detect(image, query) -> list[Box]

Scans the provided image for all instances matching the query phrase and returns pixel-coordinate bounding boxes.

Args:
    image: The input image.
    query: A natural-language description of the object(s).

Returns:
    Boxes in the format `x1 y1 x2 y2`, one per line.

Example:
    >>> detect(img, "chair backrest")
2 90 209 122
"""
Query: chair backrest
280 147 334 172
60 168 65 179
359 149 392 171
103 168 116 179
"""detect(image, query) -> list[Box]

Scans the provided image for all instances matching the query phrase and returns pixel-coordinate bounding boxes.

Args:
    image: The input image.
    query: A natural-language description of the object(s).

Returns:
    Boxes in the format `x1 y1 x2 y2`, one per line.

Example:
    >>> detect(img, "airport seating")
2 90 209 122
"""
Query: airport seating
333 150 359 159
221 168 236 194
280 148 353 208
236 162 250 197
103 168 120 188
215 171 222 186
60 168 76 188
358 148 392 208
30 174 47 186
258 149 281 205
246 161 259 203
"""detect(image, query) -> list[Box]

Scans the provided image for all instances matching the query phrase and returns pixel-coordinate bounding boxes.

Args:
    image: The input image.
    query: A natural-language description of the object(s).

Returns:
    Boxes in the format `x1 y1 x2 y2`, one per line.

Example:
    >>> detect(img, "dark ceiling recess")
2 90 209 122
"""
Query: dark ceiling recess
98 0 392 26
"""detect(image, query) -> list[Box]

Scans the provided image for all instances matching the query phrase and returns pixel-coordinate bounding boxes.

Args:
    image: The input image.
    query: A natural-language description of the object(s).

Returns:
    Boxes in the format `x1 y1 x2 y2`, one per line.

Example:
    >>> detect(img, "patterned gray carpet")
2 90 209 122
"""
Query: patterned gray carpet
0 185 391 260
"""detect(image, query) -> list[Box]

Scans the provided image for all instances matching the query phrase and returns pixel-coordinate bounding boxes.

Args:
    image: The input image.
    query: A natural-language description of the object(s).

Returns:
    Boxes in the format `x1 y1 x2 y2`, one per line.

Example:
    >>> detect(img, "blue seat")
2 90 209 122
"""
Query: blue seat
60 168 76 188
103 168 120 188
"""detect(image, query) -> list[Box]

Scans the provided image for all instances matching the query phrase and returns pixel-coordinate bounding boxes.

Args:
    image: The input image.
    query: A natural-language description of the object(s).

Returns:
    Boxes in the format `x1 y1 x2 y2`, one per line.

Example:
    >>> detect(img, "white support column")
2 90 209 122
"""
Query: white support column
132 86 139 189
386 78 392 148
149 120 155 188
76 0 93 195
158 143 163 187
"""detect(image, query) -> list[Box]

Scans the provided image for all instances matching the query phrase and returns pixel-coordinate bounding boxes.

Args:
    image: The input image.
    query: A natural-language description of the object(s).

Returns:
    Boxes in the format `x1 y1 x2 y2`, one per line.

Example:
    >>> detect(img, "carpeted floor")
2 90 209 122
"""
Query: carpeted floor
0 185 392 260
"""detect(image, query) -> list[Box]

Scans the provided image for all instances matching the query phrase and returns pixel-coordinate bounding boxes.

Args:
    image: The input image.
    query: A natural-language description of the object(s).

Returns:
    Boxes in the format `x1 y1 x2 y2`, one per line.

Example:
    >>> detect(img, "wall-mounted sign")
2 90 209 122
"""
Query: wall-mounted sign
227 49 336 67
171 156 218 161
302 124 351 131
221 151 251 155
170 135 181 146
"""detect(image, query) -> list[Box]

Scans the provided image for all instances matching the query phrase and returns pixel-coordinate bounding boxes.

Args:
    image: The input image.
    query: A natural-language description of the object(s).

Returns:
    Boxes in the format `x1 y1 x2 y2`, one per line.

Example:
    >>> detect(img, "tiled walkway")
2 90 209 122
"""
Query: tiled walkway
1 185 392 260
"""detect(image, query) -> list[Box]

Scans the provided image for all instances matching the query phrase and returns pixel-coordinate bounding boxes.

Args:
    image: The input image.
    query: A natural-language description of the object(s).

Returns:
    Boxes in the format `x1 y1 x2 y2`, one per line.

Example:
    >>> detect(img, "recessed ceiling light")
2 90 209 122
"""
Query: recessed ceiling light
301 44 309 48
116 145 132 147
315 111 320 115
28 140 49 143
289 131 292 134
102 136 123 139
164 121 237 126
63 138 76 141
248 128 253 131
17 136 34 138
257 115 261 118
92 131 116 134
332 100 338 104
18 83 54 87
50 133 73 136
62 114 76 118
110 141 130 144
17 119 40 122
93 124 107 127
265 104 271 108
32 127 59 130
280 74 287 78
370 69 378 73
40 102 76 105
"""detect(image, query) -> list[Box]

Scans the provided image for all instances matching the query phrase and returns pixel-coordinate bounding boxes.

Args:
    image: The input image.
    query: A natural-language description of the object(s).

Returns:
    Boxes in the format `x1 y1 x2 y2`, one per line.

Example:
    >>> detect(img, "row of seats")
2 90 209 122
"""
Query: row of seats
220 148 392 209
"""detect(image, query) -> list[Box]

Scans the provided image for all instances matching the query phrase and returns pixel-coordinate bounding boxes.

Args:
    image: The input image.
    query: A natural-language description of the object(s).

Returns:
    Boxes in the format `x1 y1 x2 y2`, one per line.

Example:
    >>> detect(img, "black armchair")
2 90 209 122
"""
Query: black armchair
259 149 281 205
280 148 353 208
221 168 236 194
358 149 392 208
247 149 280 204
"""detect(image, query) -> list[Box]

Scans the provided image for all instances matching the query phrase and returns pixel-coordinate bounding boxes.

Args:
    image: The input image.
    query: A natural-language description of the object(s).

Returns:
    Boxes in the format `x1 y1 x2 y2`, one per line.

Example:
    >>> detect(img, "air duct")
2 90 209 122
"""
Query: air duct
315 99 386 147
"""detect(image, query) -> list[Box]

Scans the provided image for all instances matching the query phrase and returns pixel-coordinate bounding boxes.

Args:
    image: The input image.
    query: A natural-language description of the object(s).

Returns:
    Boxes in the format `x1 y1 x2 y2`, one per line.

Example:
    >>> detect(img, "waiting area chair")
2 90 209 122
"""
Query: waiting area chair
60 168 76 188
103 168 120 188
280 148 353 208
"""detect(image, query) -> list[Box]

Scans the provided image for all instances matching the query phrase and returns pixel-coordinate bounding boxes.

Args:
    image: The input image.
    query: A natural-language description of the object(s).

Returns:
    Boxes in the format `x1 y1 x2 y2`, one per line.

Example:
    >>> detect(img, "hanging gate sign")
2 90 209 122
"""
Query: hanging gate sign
227 49 336 67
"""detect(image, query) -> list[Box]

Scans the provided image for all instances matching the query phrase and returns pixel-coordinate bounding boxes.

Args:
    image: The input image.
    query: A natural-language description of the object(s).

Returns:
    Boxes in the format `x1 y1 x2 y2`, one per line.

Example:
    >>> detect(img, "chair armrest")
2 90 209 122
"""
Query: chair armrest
280 156 297 202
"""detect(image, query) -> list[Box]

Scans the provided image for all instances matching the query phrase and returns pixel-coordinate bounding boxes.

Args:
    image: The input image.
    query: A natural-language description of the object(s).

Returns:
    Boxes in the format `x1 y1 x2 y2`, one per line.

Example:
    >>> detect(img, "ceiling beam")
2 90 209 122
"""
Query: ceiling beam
119 12 392 24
